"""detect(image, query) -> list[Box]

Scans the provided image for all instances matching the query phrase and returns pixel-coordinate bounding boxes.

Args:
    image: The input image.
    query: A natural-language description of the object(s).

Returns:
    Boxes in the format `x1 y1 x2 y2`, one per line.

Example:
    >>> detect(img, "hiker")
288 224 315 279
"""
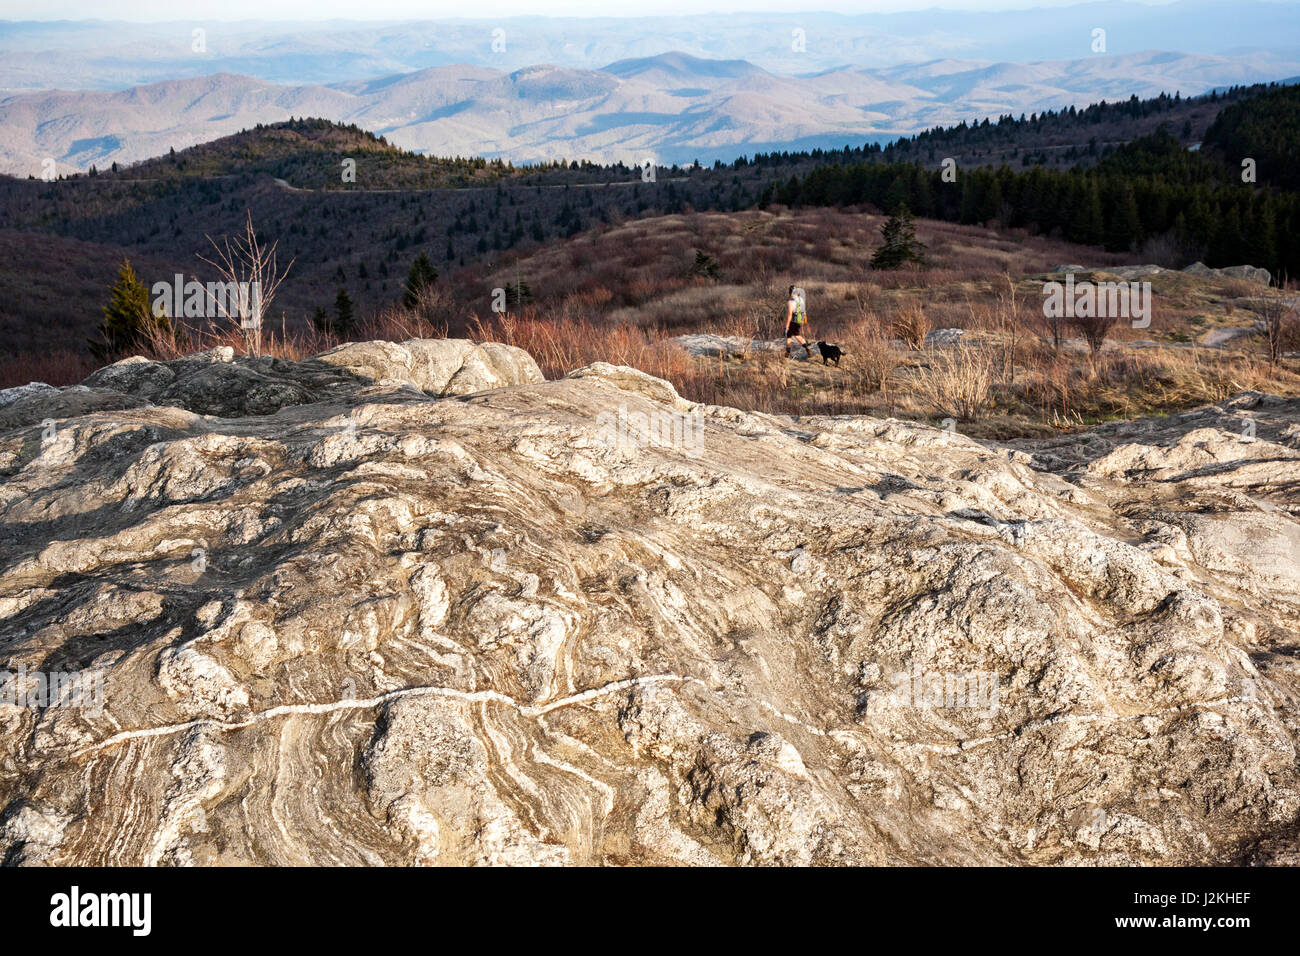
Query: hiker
784 285 811 358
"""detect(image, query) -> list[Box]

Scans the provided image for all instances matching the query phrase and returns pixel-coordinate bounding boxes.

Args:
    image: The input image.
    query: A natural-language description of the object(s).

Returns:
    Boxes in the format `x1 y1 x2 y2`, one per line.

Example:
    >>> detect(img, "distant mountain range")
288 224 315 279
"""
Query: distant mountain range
5 48 1300 176
2 3 1299 89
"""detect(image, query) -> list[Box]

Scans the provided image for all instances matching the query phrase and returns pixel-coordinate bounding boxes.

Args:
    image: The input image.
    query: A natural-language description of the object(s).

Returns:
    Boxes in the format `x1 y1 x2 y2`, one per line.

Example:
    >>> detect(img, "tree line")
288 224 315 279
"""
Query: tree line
760 132 1299 279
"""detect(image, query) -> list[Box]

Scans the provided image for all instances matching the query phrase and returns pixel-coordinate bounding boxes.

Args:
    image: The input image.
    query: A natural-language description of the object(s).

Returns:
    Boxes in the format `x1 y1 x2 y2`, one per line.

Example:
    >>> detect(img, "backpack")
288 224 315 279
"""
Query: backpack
791 288 806 324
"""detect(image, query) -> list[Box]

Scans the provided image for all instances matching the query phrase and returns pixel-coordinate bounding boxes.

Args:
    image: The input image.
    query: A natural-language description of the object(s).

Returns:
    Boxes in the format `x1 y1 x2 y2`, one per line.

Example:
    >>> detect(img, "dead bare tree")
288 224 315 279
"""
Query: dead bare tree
1256 293 1298 367
1038 296 1065 353
992 273 1020 385
198 210 294 357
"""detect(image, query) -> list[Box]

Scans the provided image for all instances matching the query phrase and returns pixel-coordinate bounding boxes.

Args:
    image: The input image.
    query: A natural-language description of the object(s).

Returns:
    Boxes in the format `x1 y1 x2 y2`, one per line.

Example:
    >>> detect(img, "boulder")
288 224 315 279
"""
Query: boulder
313 338 543 396
925 328 967 347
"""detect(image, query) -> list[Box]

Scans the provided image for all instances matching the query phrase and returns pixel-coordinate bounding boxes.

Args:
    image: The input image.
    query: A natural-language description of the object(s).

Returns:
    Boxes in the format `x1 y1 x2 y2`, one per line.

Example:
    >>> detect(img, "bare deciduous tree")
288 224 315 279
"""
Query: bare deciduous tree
992 273 1021 385
198 210 294 357
1256 294 1298 367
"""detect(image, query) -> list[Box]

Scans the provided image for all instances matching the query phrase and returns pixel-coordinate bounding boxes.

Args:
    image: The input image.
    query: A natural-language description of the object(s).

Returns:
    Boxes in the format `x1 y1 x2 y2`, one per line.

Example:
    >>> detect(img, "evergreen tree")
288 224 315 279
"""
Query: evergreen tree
776 174 801 206
958 176 984 224
883 172 911 213
334 289 355 337
505 278 532 310
982 176 1005 223
911 165 936 218
1247 195 1278 272
870 205 928 270
91 258 170 361
402 251 439 309
1070 180 1105 246
691 249 720 279
1105 183 1142 252
1209 203 1245 266
311 306 332 334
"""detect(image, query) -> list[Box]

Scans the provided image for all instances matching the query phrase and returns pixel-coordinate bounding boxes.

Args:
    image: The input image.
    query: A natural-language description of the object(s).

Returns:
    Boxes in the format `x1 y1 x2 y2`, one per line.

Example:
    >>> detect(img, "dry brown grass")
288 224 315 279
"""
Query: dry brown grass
0 350 95 389
467 310 716 398
890 303 930 351
838 315 899 395
914 347 999 421
20 207 1298 438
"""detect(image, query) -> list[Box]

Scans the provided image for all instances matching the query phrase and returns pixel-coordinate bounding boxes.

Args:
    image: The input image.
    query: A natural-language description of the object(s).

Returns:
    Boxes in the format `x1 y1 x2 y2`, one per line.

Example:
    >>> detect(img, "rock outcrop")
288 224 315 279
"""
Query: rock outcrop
1182 262 1273 285
1051 262 1274 285
1 344 1297 865
0 338 543 425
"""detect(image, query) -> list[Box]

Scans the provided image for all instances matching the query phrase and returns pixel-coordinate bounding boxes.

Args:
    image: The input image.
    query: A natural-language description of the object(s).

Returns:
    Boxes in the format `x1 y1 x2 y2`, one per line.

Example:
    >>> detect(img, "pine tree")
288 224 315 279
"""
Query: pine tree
691 249 720 279
911 165 936 218
402 252 439 309
958 176 984 225
982 176 1004 223
1248 195 1278 273
335 289 355 337
1069 180 1104 247
91 258 170 361
311 306 332 334
883 172 911 213
870 205 928 270
1105 183 1142 252
1209 203 1244 267
505 278 532 310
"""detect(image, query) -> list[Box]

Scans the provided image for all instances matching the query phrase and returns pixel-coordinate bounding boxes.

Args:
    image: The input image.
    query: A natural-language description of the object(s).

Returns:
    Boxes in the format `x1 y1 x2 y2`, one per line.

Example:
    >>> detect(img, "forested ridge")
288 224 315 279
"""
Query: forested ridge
2 80 1296 360
760 84 1300 279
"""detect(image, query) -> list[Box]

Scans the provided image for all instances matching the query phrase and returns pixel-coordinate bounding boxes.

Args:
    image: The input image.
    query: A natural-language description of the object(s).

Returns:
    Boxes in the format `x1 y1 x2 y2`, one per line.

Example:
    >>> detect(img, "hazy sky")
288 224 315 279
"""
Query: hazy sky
0 0 1185 21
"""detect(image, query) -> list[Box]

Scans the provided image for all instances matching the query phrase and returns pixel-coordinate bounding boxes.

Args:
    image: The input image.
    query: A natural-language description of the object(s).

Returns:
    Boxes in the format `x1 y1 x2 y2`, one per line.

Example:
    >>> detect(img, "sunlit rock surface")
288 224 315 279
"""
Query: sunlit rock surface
0 344 1297 865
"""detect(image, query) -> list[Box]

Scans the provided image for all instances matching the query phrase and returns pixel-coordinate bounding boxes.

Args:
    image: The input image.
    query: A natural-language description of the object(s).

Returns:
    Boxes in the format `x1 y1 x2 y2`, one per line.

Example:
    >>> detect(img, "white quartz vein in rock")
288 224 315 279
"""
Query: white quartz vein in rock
72 674 705 759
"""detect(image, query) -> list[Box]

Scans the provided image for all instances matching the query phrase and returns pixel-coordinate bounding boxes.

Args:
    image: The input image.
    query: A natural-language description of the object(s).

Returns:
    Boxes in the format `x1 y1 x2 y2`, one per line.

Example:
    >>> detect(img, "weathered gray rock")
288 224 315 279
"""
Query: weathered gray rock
1201 322 1265 347
1103 264 1167 280
0 383 60 408
1 349 1297 866
313 339 544 396
1 339 545 426
1183 262 1273 285
669 334 782 358
925 328 967 348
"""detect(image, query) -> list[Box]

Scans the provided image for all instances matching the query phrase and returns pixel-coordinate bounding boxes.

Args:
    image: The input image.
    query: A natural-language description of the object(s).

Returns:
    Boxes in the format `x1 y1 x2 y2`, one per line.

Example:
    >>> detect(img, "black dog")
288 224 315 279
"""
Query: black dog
814 341 843 366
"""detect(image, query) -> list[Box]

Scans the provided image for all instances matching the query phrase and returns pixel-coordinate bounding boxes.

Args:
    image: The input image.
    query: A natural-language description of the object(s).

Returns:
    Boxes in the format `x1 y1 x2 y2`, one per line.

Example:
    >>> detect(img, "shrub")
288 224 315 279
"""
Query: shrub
915 346 997 421
891 303 930 350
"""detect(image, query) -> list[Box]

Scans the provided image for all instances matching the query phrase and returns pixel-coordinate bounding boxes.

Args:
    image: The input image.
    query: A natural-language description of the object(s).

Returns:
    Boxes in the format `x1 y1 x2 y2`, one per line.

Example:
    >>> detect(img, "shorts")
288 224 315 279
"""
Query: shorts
785 321 805 338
